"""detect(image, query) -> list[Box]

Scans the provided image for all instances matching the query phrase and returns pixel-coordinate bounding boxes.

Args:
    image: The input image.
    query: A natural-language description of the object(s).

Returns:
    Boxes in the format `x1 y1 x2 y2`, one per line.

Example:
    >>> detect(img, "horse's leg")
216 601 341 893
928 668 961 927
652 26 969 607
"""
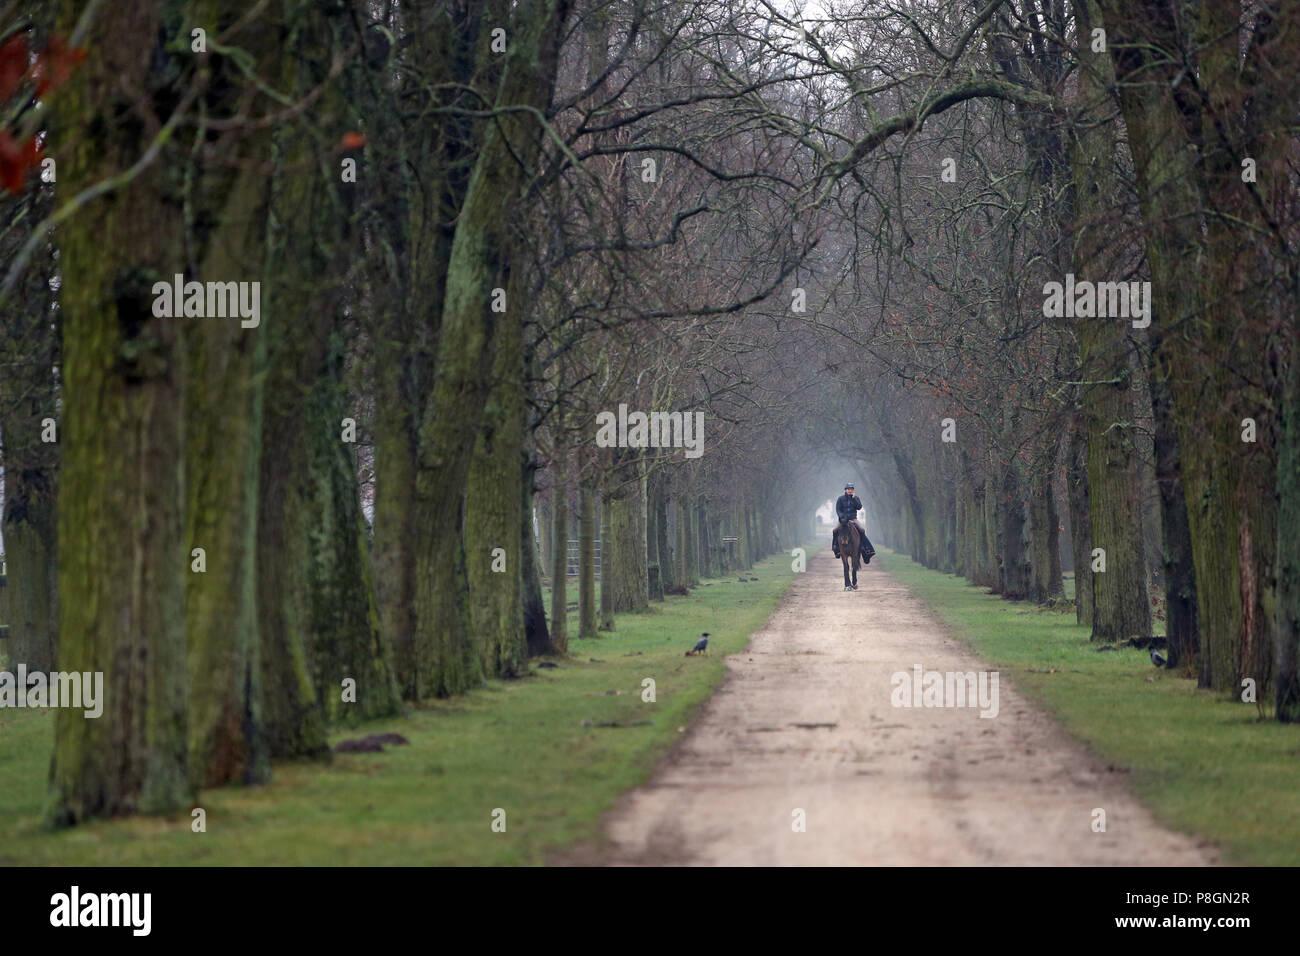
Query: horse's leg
842 556 850 589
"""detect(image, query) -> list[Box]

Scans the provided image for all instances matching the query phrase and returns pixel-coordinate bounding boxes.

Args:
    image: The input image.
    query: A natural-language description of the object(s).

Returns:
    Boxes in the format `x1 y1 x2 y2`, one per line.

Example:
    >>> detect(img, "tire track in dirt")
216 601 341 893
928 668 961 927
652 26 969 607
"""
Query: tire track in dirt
595 550 1218 865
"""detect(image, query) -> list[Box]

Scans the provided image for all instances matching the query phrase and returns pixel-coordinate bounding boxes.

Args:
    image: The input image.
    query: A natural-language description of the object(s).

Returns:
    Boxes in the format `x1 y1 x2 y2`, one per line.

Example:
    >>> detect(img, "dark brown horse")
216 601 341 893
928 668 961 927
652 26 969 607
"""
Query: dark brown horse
836 519 861 590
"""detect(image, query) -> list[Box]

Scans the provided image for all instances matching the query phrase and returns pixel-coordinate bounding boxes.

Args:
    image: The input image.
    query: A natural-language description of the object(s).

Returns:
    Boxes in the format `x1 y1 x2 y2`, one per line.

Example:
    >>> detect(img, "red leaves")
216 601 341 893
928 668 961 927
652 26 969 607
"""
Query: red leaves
0 32 84 194
0 35 27 102
30 36 86 97
0 130 41 193
0 32 84 103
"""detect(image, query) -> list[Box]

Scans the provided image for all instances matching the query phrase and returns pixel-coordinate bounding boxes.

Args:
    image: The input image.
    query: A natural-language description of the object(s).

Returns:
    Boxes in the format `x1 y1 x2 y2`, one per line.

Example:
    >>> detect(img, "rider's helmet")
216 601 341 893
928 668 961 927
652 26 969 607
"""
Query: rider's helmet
844 482 854 491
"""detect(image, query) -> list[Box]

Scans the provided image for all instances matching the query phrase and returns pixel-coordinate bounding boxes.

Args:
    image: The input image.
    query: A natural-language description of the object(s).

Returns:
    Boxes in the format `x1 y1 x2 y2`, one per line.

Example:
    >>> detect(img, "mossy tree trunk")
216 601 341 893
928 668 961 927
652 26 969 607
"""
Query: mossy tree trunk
255 7 379 758
409 0 570 696
1190 0 1291 692
466 261 528 677
302 335 404 724
181 0 302 780
47 1 191 824
183 152 272 789
255 183 331 757
1095 0 1296 687
359 1 480 698
1070 0 1151 641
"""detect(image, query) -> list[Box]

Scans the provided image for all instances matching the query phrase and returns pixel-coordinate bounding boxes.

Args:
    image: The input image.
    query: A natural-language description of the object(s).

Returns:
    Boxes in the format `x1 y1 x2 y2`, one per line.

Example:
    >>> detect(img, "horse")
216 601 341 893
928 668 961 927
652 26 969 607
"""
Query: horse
836 518 861 590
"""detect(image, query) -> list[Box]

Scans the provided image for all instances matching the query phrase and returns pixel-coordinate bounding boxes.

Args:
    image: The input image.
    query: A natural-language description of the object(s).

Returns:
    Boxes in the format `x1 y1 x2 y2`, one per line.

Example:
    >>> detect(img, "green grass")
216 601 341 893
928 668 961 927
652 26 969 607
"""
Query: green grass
882 548 1300 866
0 546 812 865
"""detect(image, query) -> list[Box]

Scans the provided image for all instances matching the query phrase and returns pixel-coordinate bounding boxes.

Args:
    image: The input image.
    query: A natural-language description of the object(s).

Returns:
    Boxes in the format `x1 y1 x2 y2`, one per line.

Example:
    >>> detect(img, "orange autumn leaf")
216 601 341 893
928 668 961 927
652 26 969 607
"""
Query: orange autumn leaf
341 131 366 149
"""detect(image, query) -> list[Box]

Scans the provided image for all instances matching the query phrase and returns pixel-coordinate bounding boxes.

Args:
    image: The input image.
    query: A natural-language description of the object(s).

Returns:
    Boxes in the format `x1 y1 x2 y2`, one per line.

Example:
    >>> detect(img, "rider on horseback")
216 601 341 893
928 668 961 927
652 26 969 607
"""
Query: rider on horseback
831 482 875 564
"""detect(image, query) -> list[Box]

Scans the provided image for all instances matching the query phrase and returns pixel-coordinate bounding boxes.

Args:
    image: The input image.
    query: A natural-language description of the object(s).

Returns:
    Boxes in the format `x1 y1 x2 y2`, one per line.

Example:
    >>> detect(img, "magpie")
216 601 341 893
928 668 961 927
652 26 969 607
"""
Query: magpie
1150 647 1167 668
686 632 710 656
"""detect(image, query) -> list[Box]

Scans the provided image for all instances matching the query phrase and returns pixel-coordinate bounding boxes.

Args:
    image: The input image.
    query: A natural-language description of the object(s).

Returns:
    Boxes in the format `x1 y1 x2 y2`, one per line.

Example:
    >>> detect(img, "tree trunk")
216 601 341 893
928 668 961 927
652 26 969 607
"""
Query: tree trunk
537 499 552 585
604 455 649 612
655 479 677 594
466 268 528 677
685 495 700 585
409 0 571 697
696 499 712 579
303 337 404 724
1066 411 1094 625
1071 0 1152 641
578 482 598 637
1096 0 1296 689
183 158 270 788
598 487 616 630
1151 364 1198 670
997 463 1030 600
674 496 690 589
371 330 422 696
1277 283 1300 720
522 456 553 655
0 308 58 674
646 474 663 601
549 446 569 653
48 1 191 823
1029 462 1063 603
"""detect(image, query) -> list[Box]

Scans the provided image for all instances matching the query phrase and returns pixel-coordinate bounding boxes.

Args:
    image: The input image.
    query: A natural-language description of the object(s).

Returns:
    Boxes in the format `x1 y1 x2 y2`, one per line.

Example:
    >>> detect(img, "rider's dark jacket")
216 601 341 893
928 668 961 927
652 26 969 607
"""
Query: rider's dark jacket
835 493 863 523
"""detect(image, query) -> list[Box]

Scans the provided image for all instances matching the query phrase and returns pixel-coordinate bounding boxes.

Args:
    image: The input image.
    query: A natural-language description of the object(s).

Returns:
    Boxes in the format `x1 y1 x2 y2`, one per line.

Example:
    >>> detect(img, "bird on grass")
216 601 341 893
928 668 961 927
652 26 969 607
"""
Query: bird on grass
1150 647 1167 668
685 633 710 656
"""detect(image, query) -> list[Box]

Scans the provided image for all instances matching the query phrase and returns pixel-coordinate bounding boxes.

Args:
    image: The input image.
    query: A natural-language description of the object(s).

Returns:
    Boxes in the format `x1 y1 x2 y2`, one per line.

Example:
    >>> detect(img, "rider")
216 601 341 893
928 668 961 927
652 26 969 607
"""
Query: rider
831 482 875 563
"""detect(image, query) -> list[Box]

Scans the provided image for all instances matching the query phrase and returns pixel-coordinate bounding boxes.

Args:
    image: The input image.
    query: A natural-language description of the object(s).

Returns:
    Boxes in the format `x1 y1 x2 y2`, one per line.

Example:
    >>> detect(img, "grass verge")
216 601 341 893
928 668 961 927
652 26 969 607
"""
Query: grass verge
0 546 809 865
881 548 1300 865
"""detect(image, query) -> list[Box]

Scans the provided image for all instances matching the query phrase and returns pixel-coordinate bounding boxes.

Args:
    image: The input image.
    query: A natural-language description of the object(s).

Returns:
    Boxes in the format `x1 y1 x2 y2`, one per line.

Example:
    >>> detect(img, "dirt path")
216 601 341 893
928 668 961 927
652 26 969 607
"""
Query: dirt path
597 550 1218 865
